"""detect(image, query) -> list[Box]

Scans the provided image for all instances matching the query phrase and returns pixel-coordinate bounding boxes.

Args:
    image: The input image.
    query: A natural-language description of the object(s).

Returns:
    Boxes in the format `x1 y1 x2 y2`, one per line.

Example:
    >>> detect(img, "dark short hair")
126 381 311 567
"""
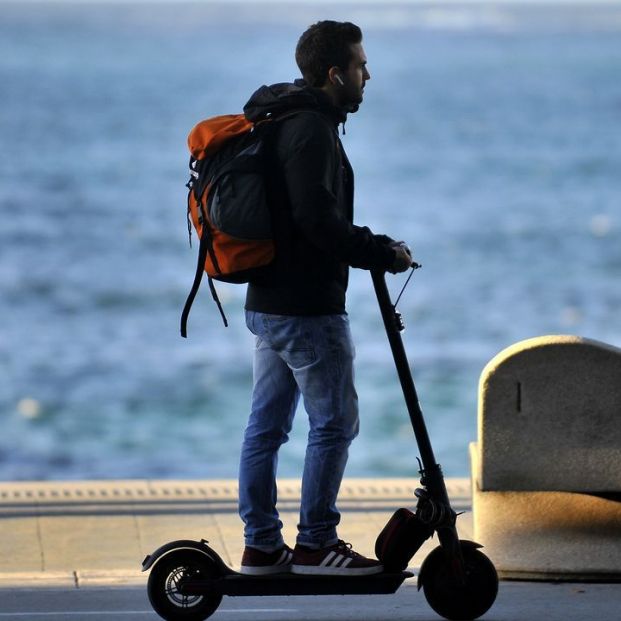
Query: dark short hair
295 21 363 88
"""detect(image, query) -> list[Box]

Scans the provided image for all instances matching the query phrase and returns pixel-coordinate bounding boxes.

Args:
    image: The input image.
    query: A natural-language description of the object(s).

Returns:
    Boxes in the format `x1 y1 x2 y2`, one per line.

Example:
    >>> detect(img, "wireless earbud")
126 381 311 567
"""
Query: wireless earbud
335 75 344 86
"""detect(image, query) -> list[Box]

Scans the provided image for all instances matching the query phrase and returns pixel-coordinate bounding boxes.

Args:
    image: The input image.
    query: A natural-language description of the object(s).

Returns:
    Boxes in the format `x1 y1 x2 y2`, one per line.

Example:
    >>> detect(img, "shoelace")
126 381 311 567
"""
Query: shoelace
335 540 358 557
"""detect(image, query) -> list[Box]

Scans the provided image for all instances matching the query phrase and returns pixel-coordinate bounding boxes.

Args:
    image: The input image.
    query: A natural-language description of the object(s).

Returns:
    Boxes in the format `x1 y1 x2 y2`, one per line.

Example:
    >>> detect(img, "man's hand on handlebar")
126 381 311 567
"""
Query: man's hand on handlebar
389 241 413 274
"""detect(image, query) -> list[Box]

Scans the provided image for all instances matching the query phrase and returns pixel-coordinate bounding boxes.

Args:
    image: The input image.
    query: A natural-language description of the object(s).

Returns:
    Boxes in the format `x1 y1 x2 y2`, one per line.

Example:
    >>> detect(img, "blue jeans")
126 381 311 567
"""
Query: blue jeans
239 311 359 550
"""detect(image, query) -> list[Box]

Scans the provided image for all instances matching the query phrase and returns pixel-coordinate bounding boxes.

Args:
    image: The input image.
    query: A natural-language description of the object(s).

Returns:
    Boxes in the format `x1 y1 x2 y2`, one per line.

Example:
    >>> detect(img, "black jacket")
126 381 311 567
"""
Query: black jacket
243 81 395 315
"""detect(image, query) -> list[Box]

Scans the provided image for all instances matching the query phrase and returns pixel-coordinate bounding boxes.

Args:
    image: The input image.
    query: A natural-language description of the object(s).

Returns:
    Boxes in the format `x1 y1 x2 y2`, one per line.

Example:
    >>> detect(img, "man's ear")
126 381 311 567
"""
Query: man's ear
328 66 344 86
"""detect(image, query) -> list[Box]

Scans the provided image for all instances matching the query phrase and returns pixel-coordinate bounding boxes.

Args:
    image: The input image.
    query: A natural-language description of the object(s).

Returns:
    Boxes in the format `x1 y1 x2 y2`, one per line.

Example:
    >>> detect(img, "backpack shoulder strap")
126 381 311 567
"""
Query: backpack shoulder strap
180 229 229 337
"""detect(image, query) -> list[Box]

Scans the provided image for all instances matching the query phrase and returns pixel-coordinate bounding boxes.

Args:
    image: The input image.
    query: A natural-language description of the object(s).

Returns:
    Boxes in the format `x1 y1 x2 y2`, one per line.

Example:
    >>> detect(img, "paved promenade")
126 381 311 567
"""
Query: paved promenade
0 478 619 620
0 478 470 585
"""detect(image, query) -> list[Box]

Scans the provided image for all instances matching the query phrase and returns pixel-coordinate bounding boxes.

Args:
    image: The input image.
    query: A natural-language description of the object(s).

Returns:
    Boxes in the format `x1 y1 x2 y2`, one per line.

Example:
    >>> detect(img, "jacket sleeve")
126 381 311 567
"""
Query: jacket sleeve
278 114 396 271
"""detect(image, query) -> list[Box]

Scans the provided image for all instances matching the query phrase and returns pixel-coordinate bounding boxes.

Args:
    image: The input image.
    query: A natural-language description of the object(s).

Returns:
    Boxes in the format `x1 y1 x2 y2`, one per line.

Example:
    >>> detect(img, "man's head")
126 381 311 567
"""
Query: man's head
295 20 370 111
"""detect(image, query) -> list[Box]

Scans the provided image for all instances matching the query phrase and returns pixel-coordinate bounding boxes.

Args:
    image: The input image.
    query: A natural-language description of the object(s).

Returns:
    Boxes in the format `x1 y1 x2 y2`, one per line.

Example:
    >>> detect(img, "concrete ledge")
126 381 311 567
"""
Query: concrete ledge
476 335 621 492
471 335 621 580
471 444 621 580
0 478 471 514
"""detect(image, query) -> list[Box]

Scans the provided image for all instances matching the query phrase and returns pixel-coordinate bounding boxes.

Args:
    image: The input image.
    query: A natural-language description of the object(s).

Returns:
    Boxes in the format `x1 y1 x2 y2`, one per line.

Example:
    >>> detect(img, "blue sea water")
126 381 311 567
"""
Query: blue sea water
1 1 620 481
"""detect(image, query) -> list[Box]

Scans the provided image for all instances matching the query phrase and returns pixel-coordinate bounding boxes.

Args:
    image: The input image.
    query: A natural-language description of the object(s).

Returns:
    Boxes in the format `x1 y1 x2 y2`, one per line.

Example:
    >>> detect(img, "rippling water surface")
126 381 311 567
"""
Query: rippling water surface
1 1 620 480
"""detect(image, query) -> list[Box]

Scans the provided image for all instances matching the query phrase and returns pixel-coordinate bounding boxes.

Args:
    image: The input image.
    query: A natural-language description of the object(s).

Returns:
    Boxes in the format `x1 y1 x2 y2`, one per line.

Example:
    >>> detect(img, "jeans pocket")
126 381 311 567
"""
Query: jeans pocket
245 310 254 334
282 348 316 368
264 315 316 368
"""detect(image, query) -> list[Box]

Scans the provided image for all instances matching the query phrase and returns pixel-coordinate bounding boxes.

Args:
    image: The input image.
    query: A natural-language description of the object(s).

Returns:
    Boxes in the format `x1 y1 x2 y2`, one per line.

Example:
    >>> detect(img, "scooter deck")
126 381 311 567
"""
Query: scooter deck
180 570 414 597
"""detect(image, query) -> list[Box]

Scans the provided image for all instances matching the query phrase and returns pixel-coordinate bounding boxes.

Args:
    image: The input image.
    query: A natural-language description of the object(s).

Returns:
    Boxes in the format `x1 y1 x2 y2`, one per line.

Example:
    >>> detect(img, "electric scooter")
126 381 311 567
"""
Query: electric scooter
141 266 499 621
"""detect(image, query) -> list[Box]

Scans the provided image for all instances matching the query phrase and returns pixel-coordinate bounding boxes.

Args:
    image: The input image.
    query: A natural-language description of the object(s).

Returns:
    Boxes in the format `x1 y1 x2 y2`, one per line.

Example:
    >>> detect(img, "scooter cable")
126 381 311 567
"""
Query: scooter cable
393 262 421 309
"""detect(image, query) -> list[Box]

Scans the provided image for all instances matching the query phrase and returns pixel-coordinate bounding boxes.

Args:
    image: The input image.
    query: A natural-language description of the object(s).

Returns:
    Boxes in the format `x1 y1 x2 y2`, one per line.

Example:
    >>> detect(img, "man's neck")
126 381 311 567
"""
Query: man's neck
319 84 341 109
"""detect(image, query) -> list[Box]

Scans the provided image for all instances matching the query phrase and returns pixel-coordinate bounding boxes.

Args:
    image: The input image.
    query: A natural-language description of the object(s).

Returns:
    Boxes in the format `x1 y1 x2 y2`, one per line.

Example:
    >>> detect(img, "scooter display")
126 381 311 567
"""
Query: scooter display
142 266 499 621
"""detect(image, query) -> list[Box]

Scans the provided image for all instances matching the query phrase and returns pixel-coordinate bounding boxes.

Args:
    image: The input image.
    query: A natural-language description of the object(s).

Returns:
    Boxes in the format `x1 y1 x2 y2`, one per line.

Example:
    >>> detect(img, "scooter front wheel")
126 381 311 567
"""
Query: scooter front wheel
419 543 498 620
147 549 223 621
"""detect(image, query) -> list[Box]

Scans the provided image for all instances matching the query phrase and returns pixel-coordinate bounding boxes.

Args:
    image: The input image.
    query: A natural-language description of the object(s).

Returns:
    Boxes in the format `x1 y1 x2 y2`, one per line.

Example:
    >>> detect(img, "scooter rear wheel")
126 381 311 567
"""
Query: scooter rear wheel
147 549 223 621
419 543 498 620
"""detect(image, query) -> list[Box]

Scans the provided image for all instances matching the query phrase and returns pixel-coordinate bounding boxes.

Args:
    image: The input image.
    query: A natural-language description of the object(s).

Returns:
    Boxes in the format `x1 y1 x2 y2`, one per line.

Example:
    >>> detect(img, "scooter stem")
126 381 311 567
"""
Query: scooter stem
371 270 466 579
370 270 454 515
371 271 436 466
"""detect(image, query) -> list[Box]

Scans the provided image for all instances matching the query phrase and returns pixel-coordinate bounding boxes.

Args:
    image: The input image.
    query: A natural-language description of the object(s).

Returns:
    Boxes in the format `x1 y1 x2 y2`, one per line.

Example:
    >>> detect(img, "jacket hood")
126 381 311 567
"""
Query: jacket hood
243 79 347 126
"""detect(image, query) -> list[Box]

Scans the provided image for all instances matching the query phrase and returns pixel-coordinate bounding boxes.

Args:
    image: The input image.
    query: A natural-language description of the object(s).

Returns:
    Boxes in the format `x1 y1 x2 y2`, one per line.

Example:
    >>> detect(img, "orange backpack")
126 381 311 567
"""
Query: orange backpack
181 113 287 337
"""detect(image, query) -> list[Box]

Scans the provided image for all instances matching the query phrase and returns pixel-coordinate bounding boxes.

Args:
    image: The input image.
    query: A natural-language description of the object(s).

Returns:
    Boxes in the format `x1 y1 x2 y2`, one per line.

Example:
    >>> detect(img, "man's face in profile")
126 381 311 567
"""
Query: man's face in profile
340 43 371 111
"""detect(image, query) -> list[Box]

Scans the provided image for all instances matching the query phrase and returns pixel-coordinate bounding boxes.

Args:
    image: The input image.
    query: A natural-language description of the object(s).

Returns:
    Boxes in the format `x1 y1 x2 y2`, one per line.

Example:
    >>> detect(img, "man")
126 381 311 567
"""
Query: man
238 21 412 577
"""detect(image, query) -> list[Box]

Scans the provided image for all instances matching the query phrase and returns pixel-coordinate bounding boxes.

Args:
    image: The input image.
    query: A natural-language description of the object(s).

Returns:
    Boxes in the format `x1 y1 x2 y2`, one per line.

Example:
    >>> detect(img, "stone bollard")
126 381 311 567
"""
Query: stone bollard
470 335 621 580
